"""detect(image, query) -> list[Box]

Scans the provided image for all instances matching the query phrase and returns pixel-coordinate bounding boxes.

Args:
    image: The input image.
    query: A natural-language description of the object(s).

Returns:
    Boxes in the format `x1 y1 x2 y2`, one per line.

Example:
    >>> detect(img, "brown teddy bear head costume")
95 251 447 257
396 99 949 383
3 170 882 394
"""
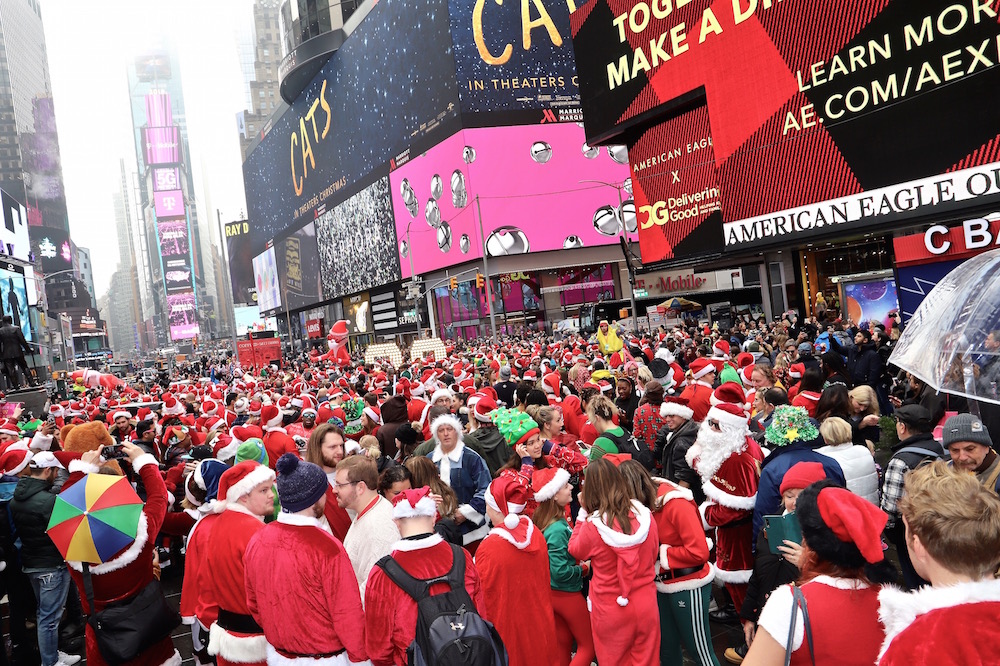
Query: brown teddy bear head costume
63 421 123 476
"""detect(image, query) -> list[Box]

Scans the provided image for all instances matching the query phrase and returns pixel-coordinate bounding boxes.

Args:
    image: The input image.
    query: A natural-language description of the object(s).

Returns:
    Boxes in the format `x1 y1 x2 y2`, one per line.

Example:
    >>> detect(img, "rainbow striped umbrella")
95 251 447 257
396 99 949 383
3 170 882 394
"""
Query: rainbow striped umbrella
46 473 143 564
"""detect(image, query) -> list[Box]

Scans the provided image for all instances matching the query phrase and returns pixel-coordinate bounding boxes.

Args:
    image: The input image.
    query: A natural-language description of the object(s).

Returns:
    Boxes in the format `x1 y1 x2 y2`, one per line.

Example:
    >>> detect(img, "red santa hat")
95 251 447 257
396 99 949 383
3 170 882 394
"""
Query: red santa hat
217 460 275 506
736 352 754 369
205 416 226 434
0 448 31 475
201 400 219 417
233 397 249 414
390 486 438 519
472 394 497 423
816 486 888 564
788 363 805 380
705 402 750 432
739 364 755 386
711 383 748 412
28 451 79 470
430 388 453 405
249 400 263 417
363 405 381 426
688 357 716 380
712 339 730 358
532 467 570 503
162 396 186 417
109 409 131 422
260 404 284 430
541 373 561 396
659 396 694 420
0 419 19 437
485 476 529 529
780 461 827 495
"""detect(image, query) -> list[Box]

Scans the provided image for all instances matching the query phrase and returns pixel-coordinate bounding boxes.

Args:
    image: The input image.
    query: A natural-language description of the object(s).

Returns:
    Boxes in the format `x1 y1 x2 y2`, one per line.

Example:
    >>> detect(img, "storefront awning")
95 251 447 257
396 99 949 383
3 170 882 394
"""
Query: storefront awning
540 279 615 294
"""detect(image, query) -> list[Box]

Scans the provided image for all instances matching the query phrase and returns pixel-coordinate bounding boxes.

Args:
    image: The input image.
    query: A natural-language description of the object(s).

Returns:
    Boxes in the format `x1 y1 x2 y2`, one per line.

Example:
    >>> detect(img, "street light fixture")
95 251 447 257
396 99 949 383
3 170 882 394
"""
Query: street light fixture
579 178 640 333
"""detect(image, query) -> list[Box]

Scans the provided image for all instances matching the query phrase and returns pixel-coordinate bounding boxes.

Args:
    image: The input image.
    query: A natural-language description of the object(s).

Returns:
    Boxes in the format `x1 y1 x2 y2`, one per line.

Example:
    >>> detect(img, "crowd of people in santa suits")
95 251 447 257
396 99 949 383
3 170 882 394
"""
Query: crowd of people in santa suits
1 316 999 666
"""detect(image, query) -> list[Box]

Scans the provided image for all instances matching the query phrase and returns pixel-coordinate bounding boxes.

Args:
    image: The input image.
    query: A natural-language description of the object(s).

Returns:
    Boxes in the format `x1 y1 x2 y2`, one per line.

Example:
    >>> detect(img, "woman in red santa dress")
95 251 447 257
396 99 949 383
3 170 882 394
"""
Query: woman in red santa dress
63 441 180 666
474 475 558 666
744 480 896 666
568 456 660 666
204 461 277 666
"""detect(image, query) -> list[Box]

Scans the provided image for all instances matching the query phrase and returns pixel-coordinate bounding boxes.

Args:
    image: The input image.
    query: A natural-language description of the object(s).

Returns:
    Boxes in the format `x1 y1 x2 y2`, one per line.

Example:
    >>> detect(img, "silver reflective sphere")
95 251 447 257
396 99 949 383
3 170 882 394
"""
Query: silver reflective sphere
425 199 441 228
436 222 453 252
581 143 599 159
451 170 467 208
620 200 637 233
623 177 633 195
563 235 584 249
405 198 418 218
530 141 552 164
593 205 619 236
463 146 477 164
608 145 629 164
430 174 443 200
399 239 409 258
459 234 471 253
400 178 412 198
485 226 530 256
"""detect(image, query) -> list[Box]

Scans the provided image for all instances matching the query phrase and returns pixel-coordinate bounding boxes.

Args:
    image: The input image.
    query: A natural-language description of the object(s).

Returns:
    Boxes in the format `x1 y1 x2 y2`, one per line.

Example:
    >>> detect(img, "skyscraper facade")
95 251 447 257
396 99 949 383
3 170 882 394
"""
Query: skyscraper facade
238 0 282 160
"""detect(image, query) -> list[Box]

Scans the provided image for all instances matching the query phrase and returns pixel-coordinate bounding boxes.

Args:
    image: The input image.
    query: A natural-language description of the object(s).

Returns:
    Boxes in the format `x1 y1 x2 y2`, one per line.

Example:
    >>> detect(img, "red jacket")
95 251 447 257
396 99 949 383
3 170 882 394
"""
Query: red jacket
323 484 352 542
263 428 300 469
65 455 176 666
180 512 222 627
364 533 483 666
245 513 368 663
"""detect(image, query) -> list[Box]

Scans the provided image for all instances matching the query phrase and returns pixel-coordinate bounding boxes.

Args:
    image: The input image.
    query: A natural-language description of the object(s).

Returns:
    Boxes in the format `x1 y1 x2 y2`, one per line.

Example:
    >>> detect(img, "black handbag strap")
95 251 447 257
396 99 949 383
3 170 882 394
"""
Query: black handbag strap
783 585 816 666
81 563 95 617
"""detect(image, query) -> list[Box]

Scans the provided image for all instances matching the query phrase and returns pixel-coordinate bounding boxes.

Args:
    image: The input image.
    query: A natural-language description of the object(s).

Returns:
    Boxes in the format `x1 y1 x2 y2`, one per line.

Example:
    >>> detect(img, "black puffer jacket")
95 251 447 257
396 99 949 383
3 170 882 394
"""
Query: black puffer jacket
653 418 704 504
10 477 63 569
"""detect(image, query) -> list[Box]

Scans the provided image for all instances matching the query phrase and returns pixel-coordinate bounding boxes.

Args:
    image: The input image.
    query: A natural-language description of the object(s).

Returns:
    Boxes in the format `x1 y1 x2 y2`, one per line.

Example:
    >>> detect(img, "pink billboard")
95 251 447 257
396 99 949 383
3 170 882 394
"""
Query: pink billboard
389 123 633 278
168 292 199 341
144 126 181 165
154 190 184 218
158 219 189 257
153 167 180 192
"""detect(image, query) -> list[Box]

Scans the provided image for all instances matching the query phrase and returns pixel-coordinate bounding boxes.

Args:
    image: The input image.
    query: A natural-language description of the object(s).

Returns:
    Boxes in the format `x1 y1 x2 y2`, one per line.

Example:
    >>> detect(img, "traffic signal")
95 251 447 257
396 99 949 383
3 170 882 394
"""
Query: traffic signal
449 276 458 291
475 273 485 289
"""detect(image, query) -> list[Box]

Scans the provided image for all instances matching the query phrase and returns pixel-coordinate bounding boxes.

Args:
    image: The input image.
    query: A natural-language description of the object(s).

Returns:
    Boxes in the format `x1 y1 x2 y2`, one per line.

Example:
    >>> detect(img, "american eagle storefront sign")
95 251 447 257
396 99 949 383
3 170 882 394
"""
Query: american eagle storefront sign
571 0 1000 261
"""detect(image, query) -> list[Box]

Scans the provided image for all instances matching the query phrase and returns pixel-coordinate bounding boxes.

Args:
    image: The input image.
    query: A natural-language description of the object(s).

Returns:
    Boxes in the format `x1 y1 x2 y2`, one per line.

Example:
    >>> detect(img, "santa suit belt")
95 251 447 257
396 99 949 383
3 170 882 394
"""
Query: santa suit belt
717 515 752 527
216 608 263 634
273 646 346 659
655 565 702 582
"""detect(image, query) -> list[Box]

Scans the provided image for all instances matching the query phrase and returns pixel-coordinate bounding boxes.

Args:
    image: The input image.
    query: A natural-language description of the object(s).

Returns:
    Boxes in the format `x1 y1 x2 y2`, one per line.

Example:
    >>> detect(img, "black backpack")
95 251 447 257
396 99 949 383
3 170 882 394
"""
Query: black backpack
376 544 508 666
599 428 656 471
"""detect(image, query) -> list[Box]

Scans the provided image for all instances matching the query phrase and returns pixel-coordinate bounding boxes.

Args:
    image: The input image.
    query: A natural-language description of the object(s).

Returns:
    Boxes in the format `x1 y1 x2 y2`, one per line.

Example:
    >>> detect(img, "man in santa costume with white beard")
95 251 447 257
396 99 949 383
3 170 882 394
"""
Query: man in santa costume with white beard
205 460 276 666
685 401 762 615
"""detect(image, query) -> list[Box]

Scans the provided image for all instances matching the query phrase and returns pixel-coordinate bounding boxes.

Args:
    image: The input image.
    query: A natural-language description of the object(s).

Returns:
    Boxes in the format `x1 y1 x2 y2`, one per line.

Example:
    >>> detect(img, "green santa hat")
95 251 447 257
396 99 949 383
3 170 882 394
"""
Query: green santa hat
765 405 820 447
491 408 540 448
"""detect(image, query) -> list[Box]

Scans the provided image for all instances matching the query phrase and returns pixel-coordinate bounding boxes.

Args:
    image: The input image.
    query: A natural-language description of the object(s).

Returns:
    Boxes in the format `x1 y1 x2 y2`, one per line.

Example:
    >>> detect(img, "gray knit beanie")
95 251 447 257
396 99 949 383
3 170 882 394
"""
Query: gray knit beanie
275 453 328 513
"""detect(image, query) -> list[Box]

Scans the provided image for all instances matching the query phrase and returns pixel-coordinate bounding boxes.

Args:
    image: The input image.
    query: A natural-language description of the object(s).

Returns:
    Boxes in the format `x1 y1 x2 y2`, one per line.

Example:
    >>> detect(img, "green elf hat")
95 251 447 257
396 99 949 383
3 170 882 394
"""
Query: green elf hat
236 438 269 466
718 365 743 388
765 405 820 447
342 399 365 437
491 407 540 448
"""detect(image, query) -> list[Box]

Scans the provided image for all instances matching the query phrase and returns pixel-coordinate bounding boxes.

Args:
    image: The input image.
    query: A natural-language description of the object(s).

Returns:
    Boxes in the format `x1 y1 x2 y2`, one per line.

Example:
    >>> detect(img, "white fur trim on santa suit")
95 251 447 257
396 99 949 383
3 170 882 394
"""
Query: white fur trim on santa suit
877 578 1000 662
655 555 716 594
589 500 652 549
112 410 132 421
30 432 53 451
131 453 158 474
68 459 100 475
533 468 570 503
429 413 463 441
702 479 757 511
430 388 453 405
660 402 694 420
208 621 268 663
265 643 372 666
276 512 324 529
224 466 276 505
713 566 754 584
68 511 149 574
487 515 536 550
697 501 712 531
390 532 444 553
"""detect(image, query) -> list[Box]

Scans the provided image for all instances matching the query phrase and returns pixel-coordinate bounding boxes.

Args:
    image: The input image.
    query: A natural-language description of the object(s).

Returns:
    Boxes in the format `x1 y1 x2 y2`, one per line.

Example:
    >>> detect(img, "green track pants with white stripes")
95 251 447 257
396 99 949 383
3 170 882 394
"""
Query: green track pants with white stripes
656 583 721 666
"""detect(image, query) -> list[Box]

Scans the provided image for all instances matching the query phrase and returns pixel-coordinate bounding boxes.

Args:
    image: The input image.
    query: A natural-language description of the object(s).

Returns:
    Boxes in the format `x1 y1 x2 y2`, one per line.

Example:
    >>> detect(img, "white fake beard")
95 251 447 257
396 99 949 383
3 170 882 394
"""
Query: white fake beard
692 420 748 480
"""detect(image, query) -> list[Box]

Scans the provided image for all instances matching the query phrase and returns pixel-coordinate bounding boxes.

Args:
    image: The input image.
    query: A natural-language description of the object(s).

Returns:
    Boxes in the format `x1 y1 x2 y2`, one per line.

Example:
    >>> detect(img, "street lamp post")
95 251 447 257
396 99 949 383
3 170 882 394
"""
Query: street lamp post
579 179 639 333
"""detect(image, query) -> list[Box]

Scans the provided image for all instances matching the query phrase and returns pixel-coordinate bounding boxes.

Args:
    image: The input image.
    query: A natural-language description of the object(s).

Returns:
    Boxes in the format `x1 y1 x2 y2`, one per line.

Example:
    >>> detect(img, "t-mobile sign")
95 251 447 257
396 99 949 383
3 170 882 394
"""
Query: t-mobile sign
154 190 184 218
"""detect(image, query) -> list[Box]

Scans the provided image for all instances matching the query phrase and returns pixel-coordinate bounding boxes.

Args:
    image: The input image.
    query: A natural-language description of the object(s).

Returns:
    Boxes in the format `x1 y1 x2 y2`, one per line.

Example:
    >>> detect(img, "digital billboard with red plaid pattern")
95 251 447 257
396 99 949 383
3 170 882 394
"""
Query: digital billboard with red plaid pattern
571 0 1000 261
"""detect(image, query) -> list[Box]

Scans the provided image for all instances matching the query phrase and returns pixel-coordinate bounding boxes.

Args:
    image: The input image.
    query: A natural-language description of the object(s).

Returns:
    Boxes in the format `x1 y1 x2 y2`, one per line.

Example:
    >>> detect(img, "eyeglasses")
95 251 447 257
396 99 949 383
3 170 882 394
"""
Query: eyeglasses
707 418 721 430
334 480 359 489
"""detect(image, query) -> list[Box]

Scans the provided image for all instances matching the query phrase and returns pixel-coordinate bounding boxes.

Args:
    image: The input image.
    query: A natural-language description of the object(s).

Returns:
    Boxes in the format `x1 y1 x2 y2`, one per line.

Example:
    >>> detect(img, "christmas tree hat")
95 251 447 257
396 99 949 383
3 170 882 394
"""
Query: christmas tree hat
491 408 540 448
765 405 820 447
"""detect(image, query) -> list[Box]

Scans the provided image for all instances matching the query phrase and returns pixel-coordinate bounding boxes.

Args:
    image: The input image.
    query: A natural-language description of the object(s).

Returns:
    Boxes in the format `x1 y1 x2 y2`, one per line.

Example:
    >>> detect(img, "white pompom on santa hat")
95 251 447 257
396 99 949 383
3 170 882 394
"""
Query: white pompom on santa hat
485 475 528 529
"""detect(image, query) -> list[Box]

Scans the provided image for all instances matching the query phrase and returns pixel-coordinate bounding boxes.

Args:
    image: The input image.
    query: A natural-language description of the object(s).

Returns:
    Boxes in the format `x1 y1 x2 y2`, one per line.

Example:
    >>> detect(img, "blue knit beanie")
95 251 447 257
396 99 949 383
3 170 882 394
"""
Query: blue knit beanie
275 453 328 513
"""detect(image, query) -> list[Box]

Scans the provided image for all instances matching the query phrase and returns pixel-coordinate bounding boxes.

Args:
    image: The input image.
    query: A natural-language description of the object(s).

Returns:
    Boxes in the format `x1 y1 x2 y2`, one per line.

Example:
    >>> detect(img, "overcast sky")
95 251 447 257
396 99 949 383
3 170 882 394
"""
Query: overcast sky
43 0 253 295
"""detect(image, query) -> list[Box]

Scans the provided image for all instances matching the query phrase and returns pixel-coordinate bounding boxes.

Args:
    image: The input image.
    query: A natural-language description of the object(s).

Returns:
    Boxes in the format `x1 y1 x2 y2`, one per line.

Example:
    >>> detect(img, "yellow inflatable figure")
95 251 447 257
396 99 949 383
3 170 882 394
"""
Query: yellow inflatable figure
596 320 623 355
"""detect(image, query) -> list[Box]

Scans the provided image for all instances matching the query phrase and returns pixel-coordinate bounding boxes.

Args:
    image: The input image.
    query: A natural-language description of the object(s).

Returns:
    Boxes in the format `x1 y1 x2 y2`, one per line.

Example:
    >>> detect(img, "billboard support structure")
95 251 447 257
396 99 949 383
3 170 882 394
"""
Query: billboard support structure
474 197 497 340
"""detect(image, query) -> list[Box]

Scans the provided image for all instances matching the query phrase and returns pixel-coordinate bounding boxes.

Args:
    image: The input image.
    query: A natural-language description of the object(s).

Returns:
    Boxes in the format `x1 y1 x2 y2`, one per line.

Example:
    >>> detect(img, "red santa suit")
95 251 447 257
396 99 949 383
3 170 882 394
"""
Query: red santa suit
568 500 660 666
322 484 352 542
652 479 714 594
244 512 368 665
286 421 315 446
475 517 558 666
364 533 484 666
685 404 761 612
791 390 822 418
64 454 181 666
878 578 1000 666
261 408 300 469
206 463 276 666
180 511 222 663
321 321 352 368
679 380 714 423
560 394 585 439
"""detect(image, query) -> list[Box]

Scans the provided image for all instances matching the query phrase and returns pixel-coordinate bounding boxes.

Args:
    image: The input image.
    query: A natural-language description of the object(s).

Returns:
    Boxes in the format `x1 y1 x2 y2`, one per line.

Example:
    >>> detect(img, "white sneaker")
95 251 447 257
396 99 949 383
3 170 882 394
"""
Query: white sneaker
56 651 82 666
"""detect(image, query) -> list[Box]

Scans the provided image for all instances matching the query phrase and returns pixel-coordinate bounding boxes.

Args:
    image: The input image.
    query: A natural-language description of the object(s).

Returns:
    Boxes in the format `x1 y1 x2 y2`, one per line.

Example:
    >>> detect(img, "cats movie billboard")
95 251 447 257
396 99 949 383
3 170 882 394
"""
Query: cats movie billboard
571 0 1000 261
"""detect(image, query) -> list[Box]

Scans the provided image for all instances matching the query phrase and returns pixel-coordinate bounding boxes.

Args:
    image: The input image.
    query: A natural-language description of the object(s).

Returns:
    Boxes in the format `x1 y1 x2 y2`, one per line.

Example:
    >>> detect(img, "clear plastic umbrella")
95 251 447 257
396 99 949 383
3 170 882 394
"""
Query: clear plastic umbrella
889 248 1000 406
